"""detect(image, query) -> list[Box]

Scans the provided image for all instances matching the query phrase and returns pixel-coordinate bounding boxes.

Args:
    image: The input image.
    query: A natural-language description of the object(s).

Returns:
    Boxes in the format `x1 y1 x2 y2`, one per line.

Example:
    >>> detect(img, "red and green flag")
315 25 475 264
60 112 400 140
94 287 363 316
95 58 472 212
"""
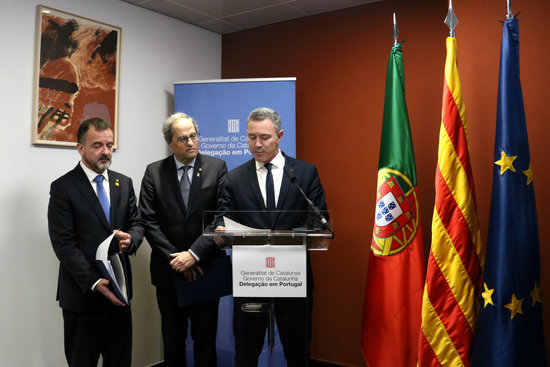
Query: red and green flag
361 42 425 367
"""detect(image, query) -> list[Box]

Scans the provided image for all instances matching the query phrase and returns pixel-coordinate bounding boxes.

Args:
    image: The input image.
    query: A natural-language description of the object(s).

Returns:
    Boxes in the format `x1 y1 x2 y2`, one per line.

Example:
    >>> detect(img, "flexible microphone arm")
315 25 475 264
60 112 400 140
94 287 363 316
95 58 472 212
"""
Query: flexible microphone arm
283 166 334 234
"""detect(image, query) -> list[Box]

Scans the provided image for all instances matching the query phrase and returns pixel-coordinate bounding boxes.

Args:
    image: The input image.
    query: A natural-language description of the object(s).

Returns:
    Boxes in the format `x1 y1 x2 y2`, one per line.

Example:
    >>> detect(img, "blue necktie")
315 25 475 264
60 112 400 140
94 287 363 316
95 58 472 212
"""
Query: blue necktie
93 175 110 224
179 166 191 207
265 163 276 210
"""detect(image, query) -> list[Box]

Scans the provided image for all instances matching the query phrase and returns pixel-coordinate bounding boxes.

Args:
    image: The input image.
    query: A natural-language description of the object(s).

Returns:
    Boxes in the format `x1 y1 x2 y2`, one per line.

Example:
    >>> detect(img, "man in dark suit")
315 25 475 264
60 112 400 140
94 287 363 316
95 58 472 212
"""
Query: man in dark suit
215 107 329 367
139 112 228 366
48 118 144 367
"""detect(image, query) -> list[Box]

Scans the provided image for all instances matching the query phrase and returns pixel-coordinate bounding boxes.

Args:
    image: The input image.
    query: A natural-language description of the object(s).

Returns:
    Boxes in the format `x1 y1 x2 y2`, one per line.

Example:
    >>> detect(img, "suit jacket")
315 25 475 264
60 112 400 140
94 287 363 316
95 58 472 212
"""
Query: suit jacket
218 152 328 230
48 163 145 312
139 154 227 289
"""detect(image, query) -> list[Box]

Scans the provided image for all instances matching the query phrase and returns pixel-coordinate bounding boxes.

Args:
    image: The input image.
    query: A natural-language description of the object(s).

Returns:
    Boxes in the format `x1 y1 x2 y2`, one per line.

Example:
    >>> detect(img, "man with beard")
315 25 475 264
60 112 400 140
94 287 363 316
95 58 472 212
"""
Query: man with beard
48 118 144 367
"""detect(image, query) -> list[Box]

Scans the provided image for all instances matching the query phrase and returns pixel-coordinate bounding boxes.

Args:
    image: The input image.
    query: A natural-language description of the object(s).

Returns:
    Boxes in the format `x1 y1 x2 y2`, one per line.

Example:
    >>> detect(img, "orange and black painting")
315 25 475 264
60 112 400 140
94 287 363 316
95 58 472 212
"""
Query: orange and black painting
33 6 120 147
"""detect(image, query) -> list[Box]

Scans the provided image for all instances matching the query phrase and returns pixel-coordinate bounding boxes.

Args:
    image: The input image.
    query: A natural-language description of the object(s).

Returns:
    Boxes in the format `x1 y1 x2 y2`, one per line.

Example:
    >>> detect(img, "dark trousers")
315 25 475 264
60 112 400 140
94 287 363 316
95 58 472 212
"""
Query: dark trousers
233 297 312 367
156 288 219 367
62 304 132 367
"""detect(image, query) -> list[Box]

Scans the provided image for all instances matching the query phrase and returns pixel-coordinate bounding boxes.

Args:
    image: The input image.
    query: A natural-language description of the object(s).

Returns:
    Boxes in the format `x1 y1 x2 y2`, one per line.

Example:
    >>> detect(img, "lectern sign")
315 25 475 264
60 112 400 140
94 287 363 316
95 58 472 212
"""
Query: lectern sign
232 245 307 298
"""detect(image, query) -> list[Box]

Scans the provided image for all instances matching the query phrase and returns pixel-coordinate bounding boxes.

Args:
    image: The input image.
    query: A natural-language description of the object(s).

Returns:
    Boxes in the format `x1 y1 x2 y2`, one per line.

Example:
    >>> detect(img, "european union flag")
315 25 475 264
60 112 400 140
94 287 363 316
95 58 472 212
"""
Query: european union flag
471 17 546 367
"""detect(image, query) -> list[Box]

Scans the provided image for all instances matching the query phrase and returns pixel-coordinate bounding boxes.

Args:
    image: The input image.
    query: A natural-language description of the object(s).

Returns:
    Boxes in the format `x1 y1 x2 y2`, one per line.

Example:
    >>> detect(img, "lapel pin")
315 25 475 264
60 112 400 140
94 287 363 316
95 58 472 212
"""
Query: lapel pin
115 179 120 187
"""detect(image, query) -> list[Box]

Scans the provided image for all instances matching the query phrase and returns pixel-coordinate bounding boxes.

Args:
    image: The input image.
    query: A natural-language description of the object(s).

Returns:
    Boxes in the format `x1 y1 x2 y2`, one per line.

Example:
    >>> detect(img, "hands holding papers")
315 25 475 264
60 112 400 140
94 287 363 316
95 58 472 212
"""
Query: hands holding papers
114 230 133 253
94 279 125 306
94 230 129 306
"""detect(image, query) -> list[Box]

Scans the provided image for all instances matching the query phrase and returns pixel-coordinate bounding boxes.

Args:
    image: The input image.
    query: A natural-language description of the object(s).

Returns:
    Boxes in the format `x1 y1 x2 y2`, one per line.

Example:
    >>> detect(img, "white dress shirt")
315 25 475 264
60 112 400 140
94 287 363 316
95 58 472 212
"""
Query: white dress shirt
174 155 196 182
80 161 110 204
255 150 285 207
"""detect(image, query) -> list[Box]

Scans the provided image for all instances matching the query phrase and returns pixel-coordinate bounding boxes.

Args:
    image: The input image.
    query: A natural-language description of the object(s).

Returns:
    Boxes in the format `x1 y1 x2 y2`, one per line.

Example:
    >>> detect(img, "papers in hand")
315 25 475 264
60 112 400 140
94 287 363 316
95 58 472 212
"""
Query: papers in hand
94 231 128 304
223 216 269 232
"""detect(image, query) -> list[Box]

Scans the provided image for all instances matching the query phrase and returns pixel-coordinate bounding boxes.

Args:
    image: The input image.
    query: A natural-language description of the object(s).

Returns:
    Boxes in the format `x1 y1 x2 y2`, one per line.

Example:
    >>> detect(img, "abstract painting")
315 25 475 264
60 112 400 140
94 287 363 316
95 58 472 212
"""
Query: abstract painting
33 6 121 147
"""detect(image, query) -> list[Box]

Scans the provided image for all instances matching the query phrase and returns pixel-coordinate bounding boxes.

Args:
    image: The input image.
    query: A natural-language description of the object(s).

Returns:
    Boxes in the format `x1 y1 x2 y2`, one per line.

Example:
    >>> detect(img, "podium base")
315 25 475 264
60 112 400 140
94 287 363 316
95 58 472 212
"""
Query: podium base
292 227 322 233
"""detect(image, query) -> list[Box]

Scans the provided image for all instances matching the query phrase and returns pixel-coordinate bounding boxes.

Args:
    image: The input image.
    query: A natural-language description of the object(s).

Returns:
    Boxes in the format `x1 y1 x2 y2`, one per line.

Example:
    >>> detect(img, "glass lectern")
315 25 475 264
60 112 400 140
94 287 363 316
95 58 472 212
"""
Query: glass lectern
203 210 333 367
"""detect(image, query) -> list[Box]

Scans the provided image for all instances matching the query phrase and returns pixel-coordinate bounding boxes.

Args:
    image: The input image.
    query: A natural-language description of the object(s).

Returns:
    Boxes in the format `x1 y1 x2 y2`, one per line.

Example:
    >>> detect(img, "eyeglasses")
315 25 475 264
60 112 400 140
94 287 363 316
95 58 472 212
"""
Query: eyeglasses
175 133 199 143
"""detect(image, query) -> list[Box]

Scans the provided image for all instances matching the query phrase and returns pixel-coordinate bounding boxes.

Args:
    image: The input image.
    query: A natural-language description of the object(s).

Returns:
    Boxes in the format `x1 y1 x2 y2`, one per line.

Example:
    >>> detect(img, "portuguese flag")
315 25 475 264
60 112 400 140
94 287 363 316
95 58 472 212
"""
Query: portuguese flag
361 42 425 367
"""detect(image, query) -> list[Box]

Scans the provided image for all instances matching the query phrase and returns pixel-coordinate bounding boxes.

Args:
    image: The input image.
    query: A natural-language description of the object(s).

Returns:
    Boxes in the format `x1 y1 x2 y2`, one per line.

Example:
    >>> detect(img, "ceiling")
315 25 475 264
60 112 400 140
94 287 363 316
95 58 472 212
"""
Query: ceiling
121 0 381 34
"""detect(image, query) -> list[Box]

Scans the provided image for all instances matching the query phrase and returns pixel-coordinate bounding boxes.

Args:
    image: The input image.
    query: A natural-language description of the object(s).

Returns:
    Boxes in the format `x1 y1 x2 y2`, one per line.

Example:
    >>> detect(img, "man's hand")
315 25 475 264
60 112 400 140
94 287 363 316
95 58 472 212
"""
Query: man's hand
170 251 196 273
114 230 132 253
214 226 226 245
94 278 126 306
182 265 205 281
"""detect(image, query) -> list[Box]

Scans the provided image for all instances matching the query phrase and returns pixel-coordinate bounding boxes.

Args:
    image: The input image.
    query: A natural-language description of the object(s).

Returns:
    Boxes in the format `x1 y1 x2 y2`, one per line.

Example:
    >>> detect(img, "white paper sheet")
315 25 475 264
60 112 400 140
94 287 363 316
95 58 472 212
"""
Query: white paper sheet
95 231 127 303
223 216 269 232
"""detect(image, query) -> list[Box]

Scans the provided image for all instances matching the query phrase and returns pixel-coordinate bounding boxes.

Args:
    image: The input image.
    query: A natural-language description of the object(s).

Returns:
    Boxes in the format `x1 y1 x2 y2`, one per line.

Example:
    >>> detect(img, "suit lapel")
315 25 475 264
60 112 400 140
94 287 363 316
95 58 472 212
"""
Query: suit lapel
270 156 295 226
72 164 111 229
277 160 294 210
164 157 188 215
108 171 120 227
247 159 266 210
186 154 203 216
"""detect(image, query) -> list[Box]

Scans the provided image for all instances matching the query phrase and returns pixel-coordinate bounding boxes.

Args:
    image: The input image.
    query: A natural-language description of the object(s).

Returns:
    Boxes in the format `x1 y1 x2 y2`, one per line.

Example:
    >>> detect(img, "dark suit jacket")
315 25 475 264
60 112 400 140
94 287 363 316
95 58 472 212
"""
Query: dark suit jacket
139 154 227 289
218 152 328 231
48 164 144 312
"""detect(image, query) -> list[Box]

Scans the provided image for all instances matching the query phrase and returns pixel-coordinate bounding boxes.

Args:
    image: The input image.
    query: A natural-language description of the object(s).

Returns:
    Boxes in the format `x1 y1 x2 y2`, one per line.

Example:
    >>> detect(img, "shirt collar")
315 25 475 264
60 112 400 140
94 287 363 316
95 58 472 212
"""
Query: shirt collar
174 155 196 170
255 150 284 171
80 161 109 183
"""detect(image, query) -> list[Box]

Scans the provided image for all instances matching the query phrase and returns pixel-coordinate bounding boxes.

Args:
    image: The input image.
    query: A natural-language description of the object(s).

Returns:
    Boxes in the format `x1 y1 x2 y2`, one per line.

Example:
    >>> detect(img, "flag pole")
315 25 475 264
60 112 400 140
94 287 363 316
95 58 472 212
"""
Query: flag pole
392 13 399 46
444 0 459 37
506 0 514 19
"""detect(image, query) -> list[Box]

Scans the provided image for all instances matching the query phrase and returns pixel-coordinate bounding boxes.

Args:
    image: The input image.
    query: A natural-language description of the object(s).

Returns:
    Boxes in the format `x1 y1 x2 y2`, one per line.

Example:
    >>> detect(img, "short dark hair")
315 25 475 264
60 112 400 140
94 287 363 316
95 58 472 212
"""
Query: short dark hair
77 118 112 144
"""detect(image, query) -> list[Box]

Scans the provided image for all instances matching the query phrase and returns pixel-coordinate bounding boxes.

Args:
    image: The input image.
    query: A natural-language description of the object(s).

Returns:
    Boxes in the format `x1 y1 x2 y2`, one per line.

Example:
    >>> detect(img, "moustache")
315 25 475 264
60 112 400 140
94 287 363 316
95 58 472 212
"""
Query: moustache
99 155 111 161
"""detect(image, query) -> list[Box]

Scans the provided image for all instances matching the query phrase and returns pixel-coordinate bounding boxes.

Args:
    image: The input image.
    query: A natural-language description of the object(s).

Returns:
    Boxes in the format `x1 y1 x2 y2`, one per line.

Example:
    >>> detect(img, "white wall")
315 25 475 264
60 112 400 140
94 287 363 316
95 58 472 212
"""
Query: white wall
0 0 221 365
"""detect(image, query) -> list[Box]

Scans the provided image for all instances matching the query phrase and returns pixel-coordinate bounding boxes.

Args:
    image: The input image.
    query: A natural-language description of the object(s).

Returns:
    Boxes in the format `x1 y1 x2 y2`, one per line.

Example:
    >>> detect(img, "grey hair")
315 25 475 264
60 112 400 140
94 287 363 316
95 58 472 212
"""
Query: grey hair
162 112 199 143
247 107 282 133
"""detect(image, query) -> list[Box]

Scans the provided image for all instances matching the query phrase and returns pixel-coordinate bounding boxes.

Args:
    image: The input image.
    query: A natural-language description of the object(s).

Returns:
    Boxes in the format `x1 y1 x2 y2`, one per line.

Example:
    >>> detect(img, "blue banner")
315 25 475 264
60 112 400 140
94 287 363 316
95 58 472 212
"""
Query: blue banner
174 78 296 170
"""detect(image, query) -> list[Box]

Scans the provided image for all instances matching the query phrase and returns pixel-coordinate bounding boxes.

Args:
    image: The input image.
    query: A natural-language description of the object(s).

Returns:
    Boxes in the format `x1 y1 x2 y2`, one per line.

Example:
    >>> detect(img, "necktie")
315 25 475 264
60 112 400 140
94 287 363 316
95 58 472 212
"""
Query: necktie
179 165 191 207
265 163 276 210
93 175 110 224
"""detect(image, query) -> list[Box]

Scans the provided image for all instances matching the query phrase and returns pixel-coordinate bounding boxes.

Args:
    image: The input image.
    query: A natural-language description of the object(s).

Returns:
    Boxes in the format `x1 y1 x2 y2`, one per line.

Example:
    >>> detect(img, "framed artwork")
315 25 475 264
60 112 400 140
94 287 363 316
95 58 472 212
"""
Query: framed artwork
32 5 121 147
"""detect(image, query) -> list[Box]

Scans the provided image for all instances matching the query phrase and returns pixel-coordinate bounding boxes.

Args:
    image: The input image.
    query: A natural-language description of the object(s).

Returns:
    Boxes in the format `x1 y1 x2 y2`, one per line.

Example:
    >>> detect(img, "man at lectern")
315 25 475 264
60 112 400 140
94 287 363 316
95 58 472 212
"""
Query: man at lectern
139 112 228 366
48 118 145 367
216 107 329 367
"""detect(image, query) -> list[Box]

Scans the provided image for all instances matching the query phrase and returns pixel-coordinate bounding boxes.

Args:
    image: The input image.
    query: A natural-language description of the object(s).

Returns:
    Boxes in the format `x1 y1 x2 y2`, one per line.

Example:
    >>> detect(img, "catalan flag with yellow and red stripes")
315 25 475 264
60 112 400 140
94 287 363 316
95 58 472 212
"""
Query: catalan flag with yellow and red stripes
418 36 484 367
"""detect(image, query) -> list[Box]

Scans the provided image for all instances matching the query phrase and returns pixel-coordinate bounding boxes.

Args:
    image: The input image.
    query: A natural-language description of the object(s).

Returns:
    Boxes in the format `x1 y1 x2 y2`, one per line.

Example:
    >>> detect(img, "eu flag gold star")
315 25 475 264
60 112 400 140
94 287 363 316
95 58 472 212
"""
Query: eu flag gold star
531 284 542 307
523 164 534 186
481 283 495 307
495 150 517 175
504 293 523 319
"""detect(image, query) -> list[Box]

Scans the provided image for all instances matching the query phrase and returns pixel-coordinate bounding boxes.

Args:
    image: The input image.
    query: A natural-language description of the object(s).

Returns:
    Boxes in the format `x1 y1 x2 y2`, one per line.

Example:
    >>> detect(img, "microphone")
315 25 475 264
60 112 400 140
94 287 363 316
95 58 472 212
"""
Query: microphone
283 165 333 234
